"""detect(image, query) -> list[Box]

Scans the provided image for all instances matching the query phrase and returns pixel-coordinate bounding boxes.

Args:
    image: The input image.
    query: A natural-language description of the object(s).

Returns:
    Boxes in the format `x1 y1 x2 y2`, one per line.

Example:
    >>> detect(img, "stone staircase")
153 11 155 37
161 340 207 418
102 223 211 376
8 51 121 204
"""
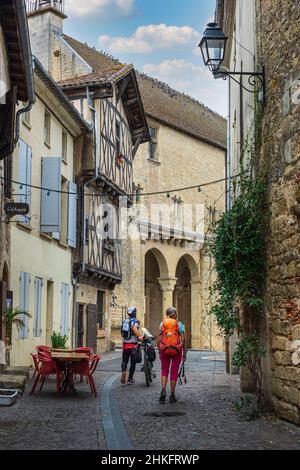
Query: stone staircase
0 367 30 393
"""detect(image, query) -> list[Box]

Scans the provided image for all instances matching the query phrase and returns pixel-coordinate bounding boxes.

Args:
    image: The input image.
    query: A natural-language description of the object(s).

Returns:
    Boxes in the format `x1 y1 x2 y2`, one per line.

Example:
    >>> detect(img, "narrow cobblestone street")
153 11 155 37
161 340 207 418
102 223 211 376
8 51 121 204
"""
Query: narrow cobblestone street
1 351 300 450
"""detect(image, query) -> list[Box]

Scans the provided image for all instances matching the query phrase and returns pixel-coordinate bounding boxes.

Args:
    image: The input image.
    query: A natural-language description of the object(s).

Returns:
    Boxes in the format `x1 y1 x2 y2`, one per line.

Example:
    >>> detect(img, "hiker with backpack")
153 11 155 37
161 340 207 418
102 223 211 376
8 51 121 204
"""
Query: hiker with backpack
158 306 186 403
121 306 144 385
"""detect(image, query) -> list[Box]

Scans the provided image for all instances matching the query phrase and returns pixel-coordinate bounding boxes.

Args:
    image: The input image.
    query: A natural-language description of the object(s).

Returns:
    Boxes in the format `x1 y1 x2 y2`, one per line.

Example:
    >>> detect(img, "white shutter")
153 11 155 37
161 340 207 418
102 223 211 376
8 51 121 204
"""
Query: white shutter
19 272 30 339
40 157 61 233
67 182 77 248
60 284 70 337
34 278 42 337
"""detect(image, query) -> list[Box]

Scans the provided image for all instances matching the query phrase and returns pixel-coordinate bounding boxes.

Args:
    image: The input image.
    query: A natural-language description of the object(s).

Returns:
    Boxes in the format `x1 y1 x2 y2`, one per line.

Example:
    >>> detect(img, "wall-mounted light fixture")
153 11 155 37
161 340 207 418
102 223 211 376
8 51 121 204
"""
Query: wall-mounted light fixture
199 22 266 103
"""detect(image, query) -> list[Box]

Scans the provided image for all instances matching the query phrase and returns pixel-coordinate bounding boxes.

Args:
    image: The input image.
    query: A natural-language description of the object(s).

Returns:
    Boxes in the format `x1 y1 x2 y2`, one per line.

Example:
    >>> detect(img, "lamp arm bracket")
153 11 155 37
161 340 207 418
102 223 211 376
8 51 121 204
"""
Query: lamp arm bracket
214 67 266 100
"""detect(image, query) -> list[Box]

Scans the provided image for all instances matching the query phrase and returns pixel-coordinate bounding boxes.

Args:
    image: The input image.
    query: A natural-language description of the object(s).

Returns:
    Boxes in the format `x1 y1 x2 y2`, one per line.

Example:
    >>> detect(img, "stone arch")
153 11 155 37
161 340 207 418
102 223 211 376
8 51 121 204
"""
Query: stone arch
173 254 200 346
144 248 169 337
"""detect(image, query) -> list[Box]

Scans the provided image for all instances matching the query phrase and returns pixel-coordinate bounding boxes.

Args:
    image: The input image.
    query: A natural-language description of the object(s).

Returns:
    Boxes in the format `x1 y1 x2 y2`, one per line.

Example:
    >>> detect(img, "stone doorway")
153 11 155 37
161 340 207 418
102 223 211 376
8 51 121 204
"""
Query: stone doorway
173 257 192 344
145 251 163 338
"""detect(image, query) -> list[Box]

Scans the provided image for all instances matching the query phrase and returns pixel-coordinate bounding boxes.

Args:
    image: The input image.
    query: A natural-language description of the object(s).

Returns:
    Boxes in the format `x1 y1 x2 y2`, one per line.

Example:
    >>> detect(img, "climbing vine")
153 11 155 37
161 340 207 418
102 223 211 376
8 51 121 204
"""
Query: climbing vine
210 175 268 406
209 84 269 408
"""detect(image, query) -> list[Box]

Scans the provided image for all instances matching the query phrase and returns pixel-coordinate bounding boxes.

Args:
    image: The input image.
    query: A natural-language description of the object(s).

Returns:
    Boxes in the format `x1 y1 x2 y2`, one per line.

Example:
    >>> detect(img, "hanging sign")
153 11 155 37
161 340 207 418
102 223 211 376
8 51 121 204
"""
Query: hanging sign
4 202 29 218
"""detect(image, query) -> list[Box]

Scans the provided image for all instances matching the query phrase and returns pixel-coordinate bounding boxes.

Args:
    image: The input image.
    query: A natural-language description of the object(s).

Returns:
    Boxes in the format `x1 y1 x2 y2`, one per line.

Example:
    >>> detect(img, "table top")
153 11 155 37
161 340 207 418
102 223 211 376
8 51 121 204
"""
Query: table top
51 352 89 361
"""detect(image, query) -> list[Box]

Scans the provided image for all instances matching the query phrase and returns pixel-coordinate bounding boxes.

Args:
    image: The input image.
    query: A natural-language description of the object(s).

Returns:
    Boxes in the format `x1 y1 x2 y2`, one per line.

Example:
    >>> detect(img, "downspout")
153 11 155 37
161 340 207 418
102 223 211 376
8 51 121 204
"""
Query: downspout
14 0 36 144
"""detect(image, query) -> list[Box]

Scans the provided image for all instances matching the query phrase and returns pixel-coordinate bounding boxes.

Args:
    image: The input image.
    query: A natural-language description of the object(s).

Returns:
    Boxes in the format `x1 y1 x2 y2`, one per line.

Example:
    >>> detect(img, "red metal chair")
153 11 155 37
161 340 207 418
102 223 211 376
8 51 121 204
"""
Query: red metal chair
30 352 61 396
74 347 93 356
36 345 51 357
72 355 100 397
74 348 93 382
31 353 41 380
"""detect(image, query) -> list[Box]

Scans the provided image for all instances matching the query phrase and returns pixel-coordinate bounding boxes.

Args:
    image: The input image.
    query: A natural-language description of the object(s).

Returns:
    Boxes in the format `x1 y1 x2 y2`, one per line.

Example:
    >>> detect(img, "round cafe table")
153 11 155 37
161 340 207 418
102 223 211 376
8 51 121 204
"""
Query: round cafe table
51 351 89 396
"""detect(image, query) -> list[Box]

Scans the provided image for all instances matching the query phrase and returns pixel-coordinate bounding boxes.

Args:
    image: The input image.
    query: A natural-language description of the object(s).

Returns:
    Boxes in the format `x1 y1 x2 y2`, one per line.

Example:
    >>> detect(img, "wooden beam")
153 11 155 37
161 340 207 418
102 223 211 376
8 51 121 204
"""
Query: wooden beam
116 75 131 103
132 137 142 158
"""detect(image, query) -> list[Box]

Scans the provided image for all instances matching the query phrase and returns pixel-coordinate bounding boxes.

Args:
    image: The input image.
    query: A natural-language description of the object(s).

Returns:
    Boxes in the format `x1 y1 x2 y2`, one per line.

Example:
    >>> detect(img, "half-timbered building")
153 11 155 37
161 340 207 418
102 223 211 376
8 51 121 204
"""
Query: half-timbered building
25 1 149 353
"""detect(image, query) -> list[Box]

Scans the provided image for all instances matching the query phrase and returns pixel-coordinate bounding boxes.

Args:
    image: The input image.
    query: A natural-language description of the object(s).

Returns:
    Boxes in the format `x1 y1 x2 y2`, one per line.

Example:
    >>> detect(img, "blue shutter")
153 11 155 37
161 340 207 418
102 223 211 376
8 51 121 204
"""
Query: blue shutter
60 284 70 337
34 278 42 337
18 140 31 224
40 157 61 233
68 182 77 248
19 272 30 339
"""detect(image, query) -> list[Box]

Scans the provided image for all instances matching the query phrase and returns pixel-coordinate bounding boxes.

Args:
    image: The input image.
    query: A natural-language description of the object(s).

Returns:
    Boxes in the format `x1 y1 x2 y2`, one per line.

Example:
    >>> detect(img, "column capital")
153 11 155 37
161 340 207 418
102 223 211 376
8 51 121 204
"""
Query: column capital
158 277 177 292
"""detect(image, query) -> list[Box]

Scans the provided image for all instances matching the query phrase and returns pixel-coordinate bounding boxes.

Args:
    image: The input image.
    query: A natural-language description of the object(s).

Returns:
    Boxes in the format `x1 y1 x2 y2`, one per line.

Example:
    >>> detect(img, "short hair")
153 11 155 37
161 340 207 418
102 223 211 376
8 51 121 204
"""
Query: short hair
166 307 177 318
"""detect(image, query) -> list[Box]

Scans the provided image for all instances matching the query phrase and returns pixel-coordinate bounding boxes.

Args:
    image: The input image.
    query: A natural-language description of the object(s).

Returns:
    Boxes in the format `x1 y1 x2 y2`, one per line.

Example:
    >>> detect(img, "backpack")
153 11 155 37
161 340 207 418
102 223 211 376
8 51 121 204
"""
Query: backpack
121 318 132 340
159 318 183 357
146 343 156 363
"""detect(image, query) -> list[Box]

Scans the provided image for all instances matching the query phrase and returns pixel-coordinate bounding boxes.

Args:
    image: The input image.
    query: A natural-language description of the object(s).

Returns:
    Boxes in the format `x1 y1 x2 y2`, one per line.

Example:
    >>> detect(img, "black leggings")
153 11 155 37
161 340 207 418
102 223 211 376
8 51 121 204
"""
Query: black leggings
122 348 137 380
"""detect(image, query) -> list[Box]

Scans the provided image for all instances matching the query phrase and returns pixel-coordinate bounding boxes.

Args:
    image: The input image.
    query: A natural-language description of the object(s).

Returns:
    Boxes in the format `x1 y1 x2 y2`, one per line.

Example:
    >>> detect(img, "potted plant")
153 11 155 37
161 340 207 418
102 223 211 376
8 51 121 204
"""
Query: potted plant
51 331 68 349
5 307 32 346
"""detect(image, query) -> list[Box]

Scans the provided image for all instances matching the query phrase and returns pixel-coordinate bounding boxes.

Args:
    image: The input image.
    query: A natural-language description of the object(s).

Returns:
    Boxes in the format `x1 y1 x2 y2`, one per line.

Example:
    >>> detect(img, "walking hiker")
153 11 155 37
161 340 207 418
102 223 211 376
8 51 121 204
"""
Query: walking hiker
158 307 186 403
121 306 144 384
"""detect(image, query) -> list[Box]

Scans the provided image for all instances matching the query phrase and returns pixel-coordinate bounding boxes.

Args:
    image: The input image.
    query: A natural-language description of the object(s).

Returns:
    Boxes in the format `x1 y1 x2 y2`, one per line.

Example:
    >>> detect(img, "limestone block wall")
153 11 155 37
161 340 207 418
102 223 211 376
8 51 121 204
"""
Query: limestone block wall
257 0 300 424
112 118 226 351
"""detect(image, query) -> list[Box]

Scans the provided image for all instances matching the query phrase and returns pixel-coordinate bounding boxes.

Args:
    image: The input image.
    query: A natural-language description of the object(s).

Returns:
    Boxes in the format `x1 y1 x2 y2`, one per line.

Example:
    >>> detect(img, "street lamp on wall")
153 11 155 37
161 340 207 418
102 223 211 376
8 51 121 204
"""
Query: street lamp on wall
199 22 266 103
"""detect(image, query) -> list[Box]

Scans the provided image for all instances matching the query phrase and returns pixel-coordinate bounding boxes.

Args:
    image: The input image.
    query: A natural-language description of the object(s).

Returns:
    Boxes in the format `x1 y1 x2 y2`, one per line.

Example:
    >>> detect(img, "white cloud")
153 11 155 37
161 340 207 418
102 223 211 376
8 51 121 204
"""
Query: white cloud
142 59 228 116
65 0 135 17
99 24 201 54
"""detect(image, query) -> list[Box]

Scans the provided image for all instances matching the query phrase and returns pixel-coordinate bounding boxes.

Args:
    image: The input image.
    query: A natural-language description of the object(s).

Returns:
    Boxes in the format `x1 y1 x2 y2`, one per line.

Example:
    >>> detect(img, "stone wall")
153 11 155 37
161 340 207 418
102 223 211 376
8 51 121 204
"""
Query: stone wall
257 0 300 425
112 118 226 351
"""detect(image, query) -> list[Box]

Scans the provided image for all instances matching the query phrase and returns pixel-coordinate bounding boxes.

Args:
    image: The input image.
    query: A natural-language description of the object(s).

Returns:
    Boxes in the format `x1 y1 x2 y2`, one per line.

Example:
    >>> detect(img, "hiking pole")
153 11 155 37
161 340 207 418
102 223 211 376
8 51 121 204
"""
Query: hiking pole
178 335 191 385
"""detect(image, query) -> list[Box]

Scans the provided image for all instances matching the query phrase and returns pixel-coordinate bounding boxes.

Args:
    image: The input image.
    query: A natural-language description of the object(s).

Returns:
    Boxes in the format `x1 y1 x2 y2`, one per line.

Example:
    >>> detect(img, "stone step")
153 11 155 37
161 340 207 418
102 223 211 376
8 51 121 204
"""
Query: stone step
4 367 30 379
0 374 26 391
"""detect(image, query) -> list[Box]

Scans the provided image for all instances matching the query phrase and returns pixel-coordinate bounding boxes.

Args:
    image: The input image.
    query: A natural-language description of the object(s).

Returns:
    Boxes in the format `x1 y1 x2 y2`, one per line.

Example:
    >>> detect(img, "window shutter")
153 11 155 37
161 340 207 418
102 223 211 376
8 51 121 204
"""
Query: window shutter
40 157 61 233
18 140 30 223
68 181 77 248
34 278 42 338
19 272 30 339
60 283 70 337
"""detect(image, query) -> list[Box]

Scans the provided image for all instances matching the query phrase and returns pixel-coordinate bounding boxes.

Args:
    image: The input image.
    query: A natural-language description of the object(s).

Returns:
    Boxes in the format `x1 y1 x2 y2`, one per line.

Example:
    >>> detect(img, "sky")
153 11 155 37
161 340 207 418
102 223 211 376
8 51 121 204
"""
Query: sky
63 0 228 116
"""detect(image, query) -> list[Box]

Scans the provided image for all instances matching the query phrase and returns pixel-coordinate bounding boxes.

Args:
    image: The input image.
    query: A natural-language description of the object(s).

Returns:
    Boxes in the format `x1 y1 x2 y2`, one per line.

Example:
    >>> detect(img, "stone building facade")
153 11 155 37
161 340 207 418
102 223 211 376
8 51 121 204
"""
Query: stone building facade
25 4 227 352
0 0 34 367
216 0 300 424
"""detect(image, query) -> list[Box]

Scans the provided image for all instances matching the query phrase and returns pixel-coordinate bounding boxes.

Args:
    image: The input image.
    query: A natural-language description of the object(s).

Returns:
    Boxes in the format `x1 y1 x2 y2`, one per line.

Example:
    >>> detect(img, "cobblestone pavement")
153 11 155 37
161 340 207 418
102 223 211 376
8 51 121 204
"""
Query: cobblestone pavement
117 350 300 450
0 352 122 450
1 350 300 450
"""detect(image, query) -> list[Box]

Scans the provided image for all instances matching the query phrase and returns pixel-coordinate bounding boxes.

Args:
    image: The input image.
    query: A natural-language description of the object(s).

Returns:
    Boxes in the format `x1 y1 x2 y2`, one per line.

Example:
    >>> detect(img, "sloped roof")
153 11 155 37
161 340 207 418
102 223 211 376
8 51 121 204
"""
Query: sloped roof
58 64 133 89
63 34 227 150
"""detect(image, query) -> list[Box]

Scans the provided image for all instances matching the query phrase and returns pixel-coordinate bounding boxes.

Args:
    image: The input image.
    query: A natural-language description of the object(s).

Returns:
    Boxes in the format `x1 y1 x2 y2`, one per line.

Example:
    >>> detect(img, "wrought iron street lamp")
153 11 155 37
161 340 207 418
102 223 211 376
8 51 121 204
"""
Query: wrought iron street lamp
199 22 266 103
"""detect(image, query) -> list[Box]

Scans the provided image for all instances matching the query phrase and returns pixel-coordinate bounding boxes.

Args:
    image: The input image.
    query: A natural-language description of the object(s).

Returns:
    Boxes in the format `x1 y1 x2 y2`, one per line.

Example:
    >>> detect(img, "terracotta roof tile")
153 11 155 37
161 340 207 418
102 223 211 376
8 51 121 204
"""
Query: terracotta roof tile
63 34 227 149
58 65 133 88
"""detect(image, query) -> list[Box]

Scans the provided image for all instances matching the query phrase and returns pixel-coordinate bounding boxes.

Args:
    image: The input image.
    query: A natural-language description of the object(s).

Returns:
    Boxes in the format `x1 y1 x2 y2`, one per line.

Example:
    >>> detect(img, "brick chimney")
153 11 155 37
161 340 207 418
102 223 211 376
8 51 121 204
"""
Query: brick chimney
26 1 67 73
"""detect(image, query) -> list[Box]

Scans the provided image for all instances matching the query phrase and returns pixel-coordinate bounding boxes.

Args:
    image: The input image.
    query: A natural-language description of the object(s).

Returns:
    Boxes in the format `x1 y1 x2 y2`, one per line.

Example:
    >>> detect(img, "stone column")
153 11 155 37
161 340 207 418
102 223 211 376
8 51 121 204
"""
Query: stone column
190 280 201 350
158 277 177 316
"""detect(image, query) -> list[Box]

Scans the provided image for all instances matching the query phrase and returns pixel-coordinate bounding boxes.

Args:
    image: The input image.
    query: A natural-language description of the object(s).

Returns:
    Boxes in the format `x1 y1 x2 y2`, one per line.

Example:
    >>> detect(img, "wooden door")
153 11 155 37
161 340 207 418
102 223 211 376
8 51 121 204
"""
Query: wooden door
77 304 84 347
86 304 98 352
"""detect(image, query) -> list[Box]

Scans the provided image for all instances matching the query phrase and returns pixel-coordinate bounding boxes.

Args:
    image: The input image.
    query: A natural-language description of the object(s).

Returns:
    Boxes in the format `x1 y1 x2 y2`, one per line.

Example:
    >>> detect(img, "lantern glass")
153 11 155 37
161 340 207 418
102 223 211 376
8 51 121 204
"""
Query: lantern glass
199 23 227 71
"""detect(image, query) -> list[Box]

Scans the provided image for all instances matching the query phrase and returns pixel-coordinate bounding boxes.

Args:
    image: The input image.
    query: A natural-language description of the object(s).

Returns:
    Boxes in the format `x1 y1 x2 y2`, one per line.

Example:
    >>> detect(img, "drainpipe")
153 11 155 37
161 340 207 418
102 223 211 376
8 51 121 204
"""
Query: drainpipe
14 0 36 144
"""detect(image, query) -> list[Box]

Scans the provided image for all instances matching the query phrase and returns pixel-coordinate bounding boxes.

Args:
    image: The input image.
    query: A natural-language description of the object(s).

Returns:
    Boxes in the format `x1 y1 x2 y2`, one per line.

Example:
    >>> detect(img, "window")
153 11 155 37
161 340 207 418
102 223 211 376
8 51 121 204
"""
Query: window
44 109 51 146
97 291 105 329
18 139 32 224
62 129 68 163
33 277 43 338
60 283 70 337
53 176 68 243
115 121 121 167
148 127 158 160
22 103 31 127
19 272 30 339
174 197 183 226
